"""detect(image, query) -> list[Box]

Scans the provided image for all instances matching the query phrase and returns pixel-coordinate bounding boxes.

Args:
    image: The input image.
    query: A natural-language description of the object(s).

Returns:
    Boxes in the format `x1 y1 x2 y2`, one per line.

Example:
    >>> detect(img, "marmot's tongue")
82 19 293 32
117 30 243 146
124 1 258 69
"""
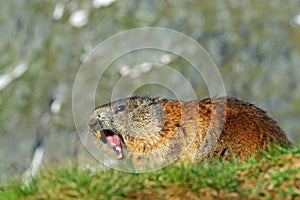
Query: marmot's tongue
104 132 122 159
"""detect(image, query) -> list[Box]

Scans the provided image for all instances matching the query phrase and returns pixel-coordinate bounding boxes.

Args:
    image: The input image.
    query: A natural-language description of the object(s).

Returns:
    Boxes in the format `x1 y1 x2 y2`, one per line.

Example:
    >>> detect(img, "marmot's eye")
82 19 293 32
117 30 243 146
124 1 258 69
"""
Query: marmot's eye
116 105 126 113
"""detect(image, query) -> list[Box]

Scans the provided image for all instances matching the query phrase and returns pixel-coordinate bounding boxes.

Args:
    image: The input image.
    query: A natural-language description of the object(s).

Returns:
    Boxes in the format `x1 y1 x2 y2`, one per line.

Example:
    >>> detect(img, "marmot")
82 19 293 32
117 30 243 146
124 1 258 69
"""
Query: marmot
87 96 292 167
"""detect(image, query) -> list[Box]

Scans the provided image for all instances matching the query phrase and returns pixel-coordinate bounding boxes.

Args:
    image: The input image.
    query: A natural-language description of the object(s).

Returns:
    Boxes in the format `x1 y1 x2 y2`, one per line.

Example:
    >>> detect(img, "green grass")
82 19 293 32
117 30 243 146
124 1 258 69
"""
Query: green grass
0 145 299 200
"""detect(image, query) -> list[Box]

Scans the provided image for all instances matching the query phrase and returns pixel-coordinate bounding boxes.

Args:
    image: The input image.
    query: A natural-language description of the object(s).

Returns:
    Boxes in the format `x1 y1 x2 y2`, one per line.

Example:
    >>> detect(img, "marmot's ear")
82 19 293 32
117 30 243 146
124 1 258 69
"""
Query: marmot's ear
149 103 166 128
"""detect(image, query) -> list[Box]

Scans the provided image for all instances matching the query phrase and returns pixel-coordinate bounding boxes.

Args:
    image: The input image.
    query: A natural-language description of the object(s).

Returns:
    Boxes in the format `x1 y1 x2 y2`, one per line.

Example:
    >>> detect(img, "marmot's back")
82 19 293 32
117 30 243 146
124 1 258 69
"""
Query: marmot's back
193 98 292 160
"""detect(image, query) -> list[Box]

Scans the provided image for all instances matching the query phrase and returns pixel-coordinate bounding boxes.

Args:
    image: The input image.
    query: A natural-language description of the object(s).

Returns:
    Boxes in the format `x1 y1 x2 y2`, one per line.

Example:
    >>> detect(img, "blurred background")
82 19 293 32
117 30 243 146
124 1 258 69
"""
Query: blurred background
1 0 300 182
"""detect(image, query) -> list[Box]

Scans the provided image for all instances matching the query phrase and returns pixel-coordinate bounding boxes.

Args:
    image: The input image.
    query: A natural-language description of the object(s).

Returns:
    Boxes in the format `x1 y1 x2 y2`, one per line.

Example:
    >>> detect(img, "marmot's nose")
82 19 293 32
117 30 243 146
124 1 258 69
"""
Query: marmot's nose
88 114 101 132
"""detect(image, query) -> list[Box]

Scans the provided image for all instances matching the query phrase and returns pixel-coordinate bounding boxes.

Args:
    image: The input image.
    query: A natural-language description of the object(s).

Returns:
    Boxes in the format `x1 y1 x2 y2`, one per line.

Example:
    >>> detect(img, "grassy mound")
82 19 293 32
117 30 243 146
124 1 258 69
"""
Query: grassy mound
1 145 299 200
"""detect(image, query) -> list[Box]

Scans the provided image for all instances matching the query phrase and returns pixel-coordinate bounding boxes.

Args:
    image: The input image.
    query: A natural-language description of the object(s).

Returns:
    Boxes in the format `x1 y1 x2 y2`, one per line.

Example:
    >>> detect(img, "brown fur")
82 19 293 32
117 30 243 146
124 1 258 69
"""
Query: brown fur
88 96 292 166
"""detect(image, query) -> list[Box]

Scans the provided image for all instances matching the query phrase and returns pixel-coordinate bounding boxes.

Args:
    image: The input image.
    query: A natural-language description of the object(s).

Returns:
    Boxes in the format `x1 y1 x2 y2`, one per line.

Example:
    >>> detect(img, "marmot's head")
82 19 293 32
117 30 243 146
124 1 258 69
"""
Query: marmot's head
87 96 166 160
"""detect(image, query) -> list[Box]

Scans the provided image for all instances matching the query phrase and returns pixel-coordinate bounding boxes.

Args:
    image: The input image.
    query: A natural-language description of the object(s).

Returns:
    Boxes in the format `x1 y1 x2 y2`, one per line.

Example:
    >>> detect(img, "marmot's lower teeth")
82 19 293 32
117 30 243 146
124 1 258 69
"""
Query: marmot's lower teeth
115 147 122 159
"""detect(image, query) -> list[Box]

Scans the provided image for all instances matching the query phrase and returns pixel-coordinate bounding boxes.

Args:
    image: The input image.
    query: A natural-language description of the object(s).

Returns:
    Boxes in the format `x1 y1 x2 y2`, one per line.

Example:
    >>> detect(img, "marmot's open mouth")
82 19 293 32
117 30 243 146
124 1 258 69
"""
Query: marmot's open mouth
93 129 124 159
